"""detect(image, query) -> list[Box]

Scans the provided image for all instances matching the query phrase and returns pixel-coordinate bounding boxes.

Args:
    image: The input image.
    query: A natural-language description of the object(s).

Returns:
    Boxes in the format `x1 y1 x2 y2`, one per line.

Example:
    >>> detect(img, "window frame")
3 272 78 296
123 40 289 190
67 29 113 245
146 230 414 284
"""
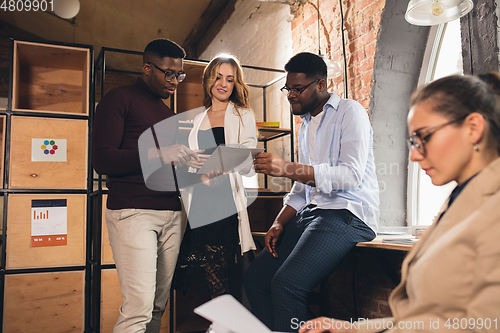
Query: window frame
407 23 447 226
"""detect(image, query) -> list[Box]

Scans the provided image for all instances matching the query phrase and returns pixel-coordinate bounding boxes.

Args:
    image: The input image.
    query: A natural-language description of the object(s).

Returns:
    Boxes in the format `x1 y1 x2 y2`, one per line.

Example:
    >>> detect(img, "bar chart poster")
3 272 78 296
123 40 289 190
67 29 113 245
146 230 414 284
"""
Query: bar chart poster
31 199 68 247
31 138 67 162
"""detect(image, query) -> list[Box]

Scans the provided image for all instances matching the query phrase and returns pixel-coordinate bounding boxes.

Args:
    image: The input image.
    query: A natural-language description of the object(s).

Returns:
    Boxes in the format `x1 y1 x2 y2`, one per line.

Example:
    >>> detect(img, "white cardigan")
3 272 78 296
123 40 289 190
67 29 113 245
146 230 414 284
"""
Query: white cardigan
181 102 257 254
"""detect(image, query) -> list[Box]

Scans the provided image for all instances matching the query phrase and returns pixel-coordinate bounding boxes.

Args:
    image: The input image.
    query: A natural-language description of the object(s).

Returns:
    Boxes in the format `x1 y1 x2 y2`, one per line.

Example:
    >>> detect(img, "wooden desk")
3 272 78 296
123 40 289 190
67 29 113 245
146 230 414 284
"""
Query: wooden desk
357 236 414 251
251 232 415 252
251 232 414 286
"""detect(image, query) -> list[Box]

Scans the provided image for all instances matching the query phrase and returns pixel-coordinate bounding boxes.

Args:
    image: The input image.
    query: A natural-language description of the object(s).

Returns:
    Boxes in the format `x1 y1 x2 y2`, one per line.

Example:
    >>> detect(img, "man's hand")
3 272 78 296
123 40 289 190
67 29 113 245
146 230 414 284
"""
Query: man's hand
298 317 358 333
148 144 197 166
186 150 207 169
265 223 284 258
254 152 288 177
254 152 316 185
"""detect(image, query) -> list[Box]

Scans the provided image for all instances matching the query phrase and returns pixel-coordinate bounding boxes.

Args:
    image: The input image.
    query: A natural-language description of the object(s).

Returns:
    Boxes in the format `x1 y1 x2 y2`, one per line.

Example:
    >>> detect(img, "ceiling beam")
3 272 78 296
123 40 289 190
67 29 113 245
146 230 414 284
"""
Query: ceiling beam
182 0 237 58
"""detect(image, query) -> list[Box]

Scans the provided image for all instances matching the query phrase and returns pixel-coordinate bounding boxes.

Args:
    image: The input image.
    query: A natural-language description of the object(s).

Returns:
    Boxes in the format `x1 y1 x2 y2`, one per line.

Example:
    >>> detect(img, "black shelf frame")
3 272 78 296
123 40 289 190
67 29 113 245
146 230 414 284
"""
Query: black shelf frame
90 47 293 333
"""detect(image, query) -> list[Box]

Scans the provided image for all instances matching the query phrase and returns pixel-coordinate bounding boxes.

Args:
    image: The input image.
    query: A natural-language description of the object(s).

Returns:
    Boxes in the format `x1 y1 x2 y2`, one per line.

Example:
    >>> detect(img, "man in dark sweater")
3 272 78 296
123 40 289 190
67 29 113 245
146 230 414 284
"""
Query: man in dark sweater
92 39 192 333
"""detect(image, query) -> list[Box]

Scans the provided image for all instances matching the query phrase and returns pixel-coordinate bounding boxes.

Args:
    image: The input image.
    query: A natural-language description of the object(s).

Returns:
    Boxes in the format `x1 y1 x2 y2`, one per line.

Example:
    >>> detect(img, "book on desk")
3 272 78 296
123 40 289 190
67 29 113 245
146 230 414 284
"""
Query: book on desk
381 238 418 245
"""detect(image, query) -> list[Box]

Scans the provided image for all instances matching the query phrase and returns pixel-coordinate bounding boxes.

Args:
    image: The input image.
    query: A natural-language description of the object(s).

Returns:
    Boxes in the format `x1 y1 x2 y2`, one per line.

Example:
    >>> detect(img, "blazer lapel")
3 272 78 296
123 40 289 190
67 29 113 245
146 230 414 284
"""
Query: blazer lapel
224 102 240 145
189 110 208 150
425 157 500 242
392 157 500 310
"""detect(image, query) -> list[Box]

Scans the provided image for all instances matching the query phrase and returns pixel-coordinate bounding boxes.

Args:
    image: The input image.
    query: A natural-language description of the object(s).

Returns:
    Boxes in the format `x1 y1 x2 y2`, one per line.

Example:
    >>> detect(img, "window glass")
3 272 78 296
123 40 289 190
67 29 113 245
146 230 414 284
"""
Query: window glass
416 18 462 225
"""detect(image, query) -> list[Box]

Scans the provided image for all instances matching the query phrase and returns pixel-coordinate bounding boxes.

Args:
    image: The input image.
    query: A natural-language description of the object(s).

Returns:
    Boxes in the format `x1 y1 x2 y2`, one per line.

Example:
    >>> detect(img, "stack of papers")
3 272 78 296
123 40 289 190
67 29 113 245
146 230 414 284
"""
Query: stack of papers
381 238 418 245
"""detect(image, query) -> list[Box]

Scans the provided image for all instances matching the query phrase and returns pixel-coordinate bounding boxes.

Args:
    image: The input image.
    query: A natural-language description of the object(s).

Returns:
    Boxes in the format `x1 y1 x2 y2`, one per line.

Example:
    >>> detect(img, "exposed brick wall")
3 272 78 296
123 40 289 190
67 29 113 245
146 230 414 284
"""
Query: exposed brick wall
291 0 385 109
290 0 386 143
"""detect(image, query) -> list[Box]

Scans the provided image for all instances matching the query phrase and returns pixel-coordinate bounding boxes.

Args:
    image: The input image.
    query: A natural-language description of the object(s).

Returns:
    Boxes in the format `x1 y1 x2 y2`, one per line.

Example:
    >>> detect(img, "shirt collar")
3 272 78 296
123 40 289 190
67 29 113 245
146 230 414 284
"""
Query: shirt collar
436 173 478 224
300 92 340 122
325 91 341 110
448 173 477 207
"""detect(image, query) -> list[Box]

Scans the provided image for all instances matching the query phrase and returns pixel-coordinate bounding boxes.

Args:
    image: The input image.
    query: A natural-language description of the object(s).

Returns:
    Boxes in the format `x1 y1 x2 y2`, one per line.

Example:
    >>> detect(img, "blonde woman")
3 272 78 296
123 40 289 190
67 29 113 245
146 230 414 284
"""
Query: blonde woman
173 54 257 297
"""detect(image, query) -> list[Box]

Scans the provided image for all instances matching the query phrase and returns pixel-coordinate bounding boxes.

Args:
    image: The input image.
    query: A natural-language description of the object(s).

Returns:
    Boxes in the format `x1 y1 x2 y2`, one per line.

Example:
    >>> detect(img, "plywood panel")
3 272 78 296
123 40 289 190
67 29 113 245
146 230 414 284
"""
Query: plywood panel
176 82 204 114
17 67 84 112
9 116 88 189
12 40 89 115
101 269 170 333
3 271 84 333
176 61 205 114
6 194 86 269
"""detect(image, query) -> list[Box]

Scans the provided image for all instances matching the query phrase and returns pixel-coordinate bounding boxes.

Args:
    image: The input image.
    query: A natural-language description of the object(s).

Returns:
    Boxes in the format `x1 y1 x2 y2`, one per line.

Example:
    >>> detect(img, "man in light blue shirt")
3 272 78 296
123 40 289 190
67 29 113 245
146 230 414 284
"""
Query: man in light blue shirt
244 52 379 332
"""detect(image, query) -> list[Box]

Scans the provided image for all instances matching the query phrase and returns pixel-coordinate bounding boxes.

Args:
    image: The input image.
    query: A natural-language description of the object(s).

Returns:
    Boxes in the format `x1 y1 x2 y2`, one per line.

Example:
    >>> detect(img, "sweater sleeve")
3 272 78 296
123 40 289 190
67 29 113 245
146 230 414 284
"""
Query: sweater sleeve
91 88 142 176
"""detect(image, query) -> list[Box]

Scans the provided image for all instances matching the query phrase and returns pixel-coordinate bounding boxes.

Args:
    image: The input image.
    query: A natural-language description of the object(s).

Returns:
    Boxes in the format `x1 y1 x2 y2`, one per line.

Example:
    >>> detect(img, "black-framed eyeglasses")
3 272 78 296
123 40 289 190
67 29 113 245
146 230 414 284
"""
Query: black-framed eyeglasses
407 115 467 156
148 63 187 83
280 79 320 97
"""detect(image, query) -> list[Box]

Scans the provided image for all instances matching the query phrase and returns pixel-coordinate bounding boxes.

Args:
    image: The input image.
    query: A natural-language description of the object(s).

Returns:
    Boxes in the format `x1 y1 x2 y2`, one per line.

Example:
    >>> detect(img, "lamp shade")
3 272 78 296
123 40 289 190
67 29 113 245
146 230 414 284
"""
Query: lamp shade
405 0 473 26
53 0 80 19
324 58 342 78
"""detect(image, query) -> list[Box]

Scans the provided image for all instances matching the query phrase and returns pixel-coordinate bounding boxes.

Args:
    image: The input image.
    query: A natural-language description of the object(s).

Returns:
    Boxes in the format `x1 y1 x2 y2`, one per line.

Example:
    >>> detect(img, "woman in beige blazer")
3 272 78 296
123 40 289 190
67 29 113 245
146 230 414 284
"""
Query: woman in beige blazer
173 54 257 298
300 73 500 333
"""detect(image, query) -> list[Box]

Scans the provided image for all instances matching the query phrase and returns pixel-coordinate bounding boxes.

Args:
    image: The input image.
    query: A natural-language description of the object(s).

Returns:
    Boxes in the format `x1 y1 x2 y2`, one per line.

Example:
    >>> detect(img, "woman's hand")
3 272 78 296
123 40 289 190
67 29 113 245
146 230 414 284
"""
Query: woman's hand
186 150 207 169
200 170 225 187
298 317 358 333
265 223 284 258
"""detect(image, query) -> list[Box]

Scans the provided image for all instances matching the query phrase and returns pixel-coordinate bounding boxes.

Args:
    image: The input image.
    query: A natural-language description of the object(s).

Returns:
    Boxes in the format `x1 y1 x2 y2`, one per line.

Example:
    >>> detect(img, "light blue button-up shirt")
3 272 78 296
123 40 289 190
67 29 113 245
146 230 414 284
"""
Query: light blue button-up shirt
283 92 380 232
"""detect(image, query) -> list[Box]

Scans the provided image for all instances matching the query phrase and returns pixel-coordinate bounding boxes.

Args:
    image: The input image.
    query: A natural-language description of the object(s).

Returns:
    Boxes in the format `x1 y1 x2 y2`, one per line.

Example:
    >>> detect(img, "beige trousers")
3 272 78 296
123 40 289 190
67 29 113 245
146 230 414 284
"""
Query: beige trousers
106 208 182 333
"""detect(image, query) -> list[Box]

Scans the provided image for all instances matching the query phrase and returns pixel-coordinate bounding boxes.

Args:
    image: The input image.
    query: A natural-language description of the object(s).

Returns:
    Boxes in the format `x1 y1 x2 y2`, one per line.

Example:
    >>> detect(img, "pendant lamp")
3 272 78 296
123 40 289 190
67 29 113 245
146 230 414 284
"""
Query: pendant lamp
405 0 473 26
53 0 80 19
316 0 342 79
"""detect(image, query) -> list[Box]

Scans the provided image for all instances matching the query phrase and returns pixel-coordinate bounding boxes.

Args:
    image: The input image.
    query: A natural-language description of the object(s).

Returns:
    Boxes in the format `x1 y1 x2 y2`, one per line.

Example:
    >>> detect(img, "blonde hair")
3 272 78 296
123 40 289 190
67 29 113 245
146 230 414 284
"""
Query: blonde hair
202 54 251 111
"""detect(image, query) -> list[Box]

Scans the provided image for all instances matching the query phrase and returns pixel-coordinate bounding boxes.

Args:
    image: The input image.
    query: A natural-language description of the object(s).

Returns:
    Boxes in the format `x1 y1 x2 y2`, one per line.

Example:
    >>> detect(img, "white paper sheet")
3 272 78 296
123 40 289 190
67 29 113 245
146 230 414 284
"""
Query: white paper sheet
194 295 273 333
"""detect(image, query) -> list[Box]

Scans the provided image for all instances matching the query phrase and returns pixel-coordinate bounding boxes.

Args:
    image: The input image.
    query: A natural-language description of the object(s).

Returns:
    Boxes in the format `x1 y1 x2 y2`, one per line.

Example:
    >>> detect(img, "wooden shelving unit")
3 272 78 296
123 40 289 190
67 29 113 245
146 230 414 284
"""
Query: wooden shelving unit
0 116 5 187
4 271 85 332
0 38 93 333
257 126 292 141
12 41 90 115
8 116 88 189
